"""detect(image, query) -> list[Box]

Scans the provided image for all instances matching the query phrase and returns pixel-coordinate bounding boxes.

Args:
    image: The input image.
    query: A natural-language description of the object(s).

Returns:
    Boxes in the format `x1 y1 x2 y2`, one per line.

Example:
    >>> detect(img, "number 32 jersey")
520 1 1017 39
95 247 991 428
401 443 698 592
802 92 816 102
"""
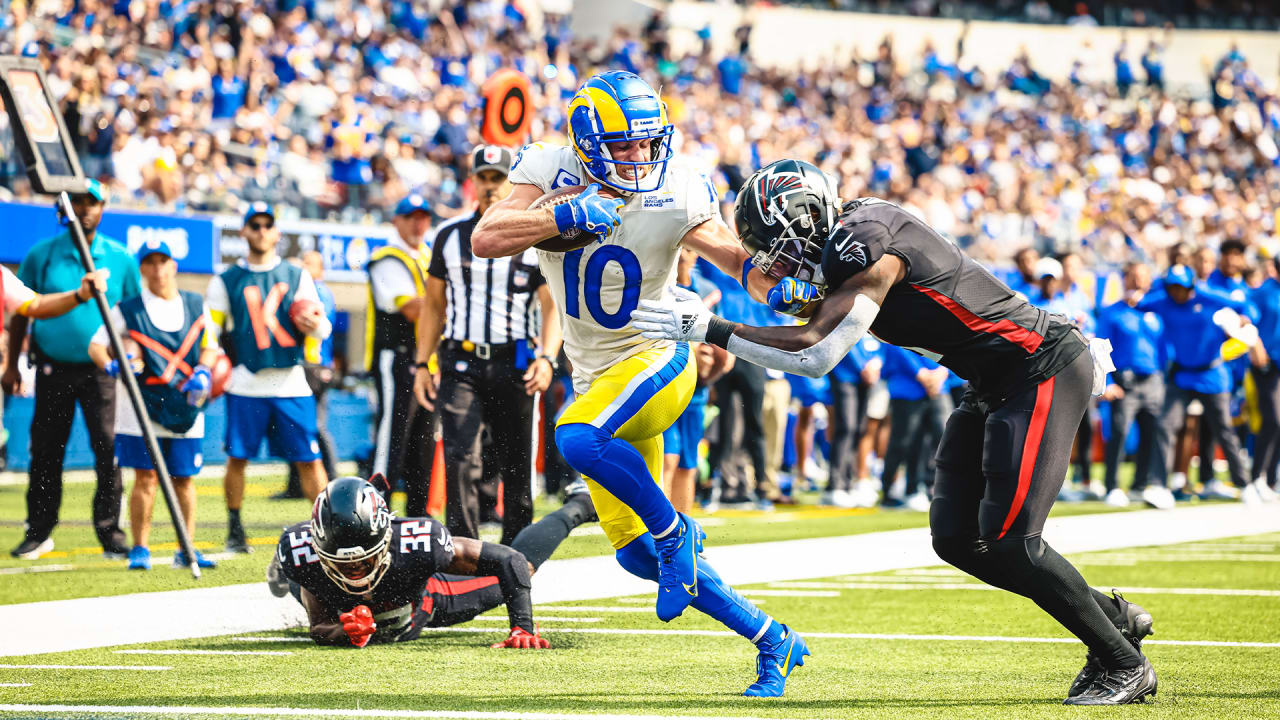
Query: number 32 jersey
276 517 454 641
508 143 719 393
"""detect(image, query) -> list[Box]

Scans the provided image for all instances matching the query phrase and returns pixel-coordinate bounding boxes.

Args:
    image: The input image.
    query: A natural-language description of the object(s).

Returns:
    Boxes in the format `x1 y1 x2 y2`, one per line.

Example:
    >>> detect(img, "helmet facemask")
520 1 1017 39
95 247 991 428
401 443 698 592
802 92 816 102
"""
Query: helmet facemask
751 207 828 292
316 529 392 595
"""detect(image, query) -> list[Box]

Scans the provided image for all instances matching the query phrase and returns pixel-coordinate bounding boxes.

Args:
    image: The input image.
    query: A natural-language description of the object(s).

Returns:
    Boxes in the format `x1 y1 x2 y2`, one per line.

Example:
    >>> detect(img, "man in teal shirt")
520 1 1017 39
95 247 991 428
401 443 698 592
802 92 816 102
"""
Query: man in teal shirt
3 180 142 560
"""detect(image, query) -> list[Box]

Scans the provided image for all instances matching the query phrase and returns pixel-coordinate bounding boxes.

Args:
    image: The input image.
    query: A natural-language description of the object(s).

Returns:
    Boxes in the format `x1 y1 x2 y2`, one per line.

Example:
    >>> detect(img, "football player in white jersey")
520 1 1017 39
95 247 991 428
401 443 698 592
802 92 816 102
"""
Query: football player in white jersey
471 71 808 696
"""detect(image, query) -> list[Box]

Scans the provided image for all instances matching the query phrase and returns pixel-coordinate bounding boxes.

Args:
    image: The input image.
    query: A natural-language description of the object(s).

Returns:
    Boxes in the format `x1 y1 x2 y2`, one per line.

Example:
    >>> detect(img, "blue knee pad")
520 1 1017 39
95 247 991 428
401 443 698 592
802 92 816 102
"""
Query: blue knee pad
556 423 676 535
615 534 780 645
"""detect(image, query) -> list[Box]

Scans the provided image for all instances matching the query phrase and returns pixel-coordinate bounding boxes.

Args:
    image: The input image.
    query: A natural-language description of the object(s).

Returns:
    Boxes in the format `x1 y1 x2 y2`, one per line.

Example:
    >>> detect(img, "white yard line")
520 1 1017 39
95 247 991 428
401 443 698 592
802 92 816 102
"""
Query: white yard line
0 664 170 671
4 503 1280 657
416 626 1280 648
470 616 603 623
769 581 1280 597
113 649 292 657
0 565 78 576
230 637 311 643
0 704 813 720
737 589 839 597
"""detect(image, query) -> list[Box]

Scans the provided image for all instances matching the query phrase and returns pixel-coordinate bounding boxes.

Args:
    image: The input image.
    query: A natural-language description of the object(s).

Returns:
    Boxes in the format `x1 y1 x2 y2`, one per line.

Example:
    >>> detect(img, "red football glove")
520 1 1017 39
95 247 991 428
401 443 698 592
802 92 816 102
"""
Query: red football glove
490 625 550 649
339 605 376 648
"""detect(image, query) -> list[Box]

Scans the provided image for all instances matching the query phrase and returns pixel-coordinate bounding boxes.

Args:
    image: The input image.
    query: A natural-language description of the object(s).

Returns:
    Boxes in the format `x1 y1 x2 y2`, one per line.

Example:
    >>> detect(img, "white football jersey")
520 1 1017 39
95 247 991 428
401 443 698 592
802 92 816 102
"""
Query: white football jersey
508 143 719 392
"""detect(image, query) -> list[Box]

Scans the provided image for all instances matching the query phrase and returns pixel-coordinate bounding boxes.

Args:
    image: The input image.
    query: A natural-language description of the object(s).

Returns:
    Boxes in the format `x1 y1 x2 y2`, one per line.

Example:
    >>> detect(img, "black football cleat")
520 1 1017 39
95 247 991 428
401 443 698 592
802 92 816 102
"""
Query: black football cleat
226 518 253 554
1063 656 1157 705
1068 591 1155 698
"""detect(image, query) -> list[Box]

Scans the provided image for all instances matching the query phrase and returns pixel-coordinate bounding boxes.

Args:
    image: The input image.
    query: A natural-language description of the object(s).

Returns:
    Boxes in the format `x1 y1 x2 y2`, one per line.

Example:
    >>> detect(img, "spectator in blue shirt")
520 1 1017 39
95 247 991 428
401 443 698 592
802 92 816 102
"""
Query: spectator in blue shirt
1096 263 1166 508
1202 239 1256 491
4 181 141 560
1139 265 1254 501
879 345 946 512
210 58 247 123
1247 260 1280 500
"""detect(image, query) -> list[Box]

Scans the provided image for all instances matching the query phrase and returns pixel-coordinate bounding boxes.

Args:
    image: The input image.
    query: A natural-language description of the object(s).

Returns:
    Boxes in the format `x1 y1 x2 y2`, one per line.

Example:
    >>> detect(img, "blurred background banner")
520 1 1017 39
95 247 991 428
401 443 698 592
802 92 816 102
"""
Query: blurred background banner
0 201 217 274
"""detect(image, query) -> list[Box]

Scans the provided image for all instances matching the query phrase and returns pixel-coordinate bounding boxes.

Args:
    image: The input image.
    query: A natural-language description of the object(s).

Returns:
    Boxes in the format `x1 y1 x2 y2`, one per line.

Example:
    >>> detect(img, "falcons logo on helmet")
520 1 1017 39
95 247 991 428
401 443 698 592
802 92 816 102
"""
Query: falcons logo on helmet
754 169 809 228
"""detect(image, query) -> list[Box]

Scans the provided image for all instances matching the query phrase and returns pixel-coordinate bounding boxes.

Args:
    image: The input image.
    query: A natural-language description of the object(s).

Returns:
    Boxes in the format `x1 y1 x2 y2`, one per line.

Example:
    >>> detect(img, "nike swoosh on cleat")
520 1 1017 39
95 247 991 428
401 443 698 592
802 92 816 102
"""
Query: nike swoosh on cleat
775 640 795 678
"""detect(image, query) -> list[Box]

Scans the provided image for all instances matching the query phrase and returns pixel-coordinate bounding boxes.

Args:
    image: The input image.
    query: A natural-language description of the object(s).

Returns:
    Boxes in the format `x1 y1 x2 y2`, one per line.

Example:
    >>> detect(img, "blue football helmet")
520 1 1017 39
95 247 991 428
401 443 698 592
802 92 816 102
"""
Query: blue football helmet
567 71 675 194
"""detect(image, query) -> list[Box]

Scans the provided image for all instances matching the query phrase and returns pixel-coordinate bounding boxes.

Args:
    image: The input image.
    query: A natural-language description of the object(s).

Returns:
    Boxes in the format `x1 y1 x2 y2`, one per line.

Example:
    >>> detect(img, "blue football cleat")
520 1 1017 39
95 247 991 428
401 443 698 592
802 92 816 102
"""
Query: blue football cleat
173 549 218 569
654 513 705 622
127 545 151 571
744 625 810 697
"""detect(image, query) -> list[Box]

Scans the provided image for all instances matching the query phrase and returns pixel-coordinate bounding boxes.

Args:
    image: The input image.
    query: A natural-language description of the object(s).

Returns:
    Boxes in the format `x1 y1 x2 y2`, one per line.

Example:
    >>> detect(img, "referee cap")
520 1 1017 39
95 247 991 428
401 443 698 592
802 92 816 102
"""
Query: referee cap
471 145 513 176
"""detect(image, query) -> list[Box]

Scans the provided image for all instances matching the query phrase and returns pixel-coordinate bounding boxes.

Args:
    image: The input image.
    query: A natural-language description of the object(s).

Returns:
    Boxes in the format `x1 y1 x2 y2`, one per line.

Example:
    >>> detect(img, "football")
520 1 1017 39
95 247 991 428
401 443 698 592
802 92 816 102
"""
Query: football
209 352 233 398
289 298 323 327
530 185 621 252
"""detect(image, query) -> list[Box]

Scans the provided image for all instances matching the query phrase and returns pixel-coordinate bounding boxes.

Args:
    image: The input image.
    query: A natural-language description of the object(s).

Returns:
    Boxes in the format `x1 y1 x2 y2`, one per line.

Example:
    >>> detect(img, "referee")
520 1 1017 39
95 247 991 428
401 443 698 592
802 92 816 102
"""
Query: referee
366 192 434 515
413 145 562 544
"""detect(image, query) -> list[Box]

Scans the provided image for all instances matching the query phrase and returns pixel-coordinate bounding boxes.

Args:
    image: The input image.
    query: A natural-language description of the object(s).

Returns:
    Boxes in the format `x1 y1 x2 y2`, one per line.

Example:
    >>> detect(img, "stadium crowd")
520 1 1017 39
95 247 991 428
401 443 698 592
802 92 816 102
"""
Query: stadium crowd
3 0 1280 564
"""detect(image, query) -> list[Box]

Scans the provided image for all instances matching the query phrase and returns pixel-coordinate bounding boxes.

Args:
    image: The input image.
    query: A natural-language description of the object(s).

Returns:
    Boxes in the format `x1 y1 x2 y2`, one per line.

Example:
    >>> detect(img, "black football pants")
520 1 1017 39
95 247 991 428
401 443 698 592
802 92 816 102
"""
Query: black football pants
929 350 1141 670
372 348 434 516
26 361 124 548
437 346 534 545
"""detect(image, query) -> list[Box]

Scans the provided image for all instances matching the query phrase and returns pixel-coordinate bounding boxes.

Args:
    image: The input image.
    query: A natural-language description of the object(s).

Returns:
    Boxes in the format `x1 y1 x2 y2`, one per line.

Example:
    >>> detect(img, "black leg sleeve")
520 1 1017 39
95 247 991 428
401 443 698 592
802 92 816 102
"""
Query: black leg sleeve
476 541 535 633
510 492 595 570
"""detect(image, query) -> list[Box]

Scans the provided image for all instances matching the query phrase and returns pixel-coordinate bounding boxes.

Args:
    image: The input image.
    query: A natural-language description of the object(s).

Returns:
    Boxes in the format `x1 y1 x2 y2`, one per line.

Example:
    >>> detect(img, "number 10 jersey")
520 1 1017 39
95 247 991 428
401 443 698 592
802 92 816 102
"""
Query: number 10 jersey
508 143 719 393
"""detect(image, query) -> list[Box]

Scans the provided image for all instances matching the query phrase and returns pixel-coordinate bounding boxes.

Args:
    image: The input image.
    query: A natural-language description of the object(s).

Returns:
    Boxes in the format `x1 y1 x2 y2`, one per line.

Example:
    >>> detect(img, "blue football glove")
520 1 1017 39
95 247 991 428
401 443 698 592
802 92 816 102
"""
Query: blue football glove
552 183 624 239
180 365 212 407
103 355 138 378
767 278 821 316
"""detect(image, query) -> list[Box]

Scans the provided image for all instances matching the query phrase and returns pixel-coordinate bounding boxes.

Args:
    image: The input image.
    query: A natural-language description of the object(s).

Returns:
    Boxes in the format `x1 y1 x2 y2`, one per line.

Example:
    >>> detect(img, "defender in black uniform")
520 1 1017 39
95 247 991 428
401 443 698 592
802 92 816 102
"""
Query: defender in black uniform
268 476 594 647
631 160 1157 705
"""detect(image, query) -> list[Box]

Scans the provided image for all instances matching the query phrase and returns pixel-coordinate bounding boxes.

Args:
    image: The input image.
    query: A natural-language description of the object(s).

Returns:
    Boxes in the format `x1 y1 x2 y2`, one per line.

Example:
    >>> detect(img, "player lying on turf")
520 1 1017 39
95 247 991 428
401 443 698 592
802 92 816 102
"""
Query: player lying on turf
471 71 808 696
631 159 1157 705
267 475 595 648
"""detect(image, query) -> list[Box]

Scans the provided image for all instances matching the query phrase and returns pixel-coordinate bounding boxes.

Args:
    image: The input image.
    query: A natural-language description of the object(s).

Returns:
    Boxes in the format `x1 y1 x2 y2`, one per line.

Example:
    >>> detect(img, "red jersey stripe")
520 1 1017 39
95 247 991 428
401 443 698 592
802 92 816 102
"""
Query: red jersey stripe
425 575 499 597
912 284 1044 353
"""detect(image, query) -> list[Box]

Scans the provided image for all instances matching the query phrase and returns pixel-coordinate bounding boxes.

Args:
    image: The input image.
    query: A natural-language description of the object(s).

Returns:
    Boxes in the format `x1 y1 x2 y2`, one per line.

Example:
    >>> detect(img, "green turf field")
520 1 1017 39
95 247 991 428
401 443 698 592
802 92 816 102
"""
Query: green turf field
0 466 1137 604
1 533 1278 719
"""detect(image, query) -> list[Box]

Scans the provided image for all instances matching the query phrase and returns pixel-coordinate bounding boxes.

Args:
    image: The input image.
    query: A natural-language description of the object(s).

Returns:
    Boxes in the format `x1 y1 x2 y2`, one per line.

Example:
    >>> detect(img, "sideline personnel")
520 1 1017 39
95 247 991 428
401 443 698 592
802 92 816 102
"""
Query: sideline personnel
4 180 140 560
366 193 433 514
413 145 562 544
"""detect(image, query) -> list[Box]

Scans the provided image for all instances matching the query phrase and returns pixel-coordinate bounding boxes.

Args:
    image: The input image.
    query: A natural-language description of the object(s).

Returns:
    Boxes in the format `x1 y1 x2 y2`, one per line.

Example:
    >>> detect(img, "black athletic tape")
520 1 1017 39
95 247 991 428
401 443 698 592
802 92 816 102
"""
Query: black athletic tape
705 315 737 348
476 542 535 633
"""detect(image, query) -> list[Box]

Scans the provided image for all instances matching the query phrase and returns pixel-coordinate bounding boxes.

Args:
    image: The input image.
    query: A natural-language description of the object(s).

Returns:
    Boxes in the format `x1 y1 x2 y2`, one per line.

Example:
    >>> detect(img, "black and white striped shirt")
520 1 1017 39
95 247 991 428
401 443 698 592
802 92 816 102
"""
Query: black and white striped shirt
427 211 546 345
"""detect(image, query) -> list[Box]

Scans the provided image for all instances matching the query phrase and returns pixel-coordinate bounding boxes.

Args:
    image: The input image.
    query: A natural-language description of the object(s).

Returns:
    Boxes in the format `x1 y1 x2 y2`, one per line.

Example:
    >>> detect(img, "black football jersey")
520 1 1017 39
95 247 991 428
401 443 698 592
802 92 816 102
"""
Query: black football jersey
277 516 455 641
822 199 1086 405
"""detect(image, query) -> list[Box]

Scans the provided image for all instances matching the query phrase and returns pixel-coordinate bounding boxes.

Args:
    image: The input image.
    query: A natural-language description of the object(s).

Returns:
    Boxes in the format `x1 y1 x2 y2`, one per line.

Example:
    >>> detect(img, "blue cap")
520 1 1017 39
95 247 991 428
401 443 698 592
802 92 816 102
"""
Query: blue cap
243 202 275 225
395 193 430 216
74 178 107 203
1165 264 1195 288
20 41 39 58
136 238 173 263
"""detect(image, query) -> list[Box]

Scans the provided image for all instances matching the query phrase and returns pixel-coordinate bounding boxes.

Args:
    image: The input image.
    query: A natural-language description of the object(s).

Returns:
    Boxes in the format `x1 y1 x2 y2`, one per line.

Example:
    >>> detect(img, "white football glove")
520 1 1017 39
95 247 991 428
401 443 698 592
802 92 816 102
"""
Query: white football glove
631 286 713 342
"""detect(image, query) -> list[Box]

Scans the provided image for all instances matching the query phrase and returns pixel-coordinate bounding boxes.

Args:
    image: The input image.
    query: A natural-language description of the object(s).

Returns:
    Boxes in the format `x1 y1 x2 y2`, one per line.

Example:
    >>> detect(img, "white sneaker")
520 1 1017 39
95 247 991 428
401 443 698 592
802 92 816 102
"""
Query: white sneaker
831 489 858 509
1141 485 1176 510
1256 481 1280 503
12 537 54 560
1242 481 1263 506
1086 481 1107 500
852 480 880 508
1205 479 1241 500
1105 488 1131 507
1168 472 1188 492
905 491 932 512
888 476 906 501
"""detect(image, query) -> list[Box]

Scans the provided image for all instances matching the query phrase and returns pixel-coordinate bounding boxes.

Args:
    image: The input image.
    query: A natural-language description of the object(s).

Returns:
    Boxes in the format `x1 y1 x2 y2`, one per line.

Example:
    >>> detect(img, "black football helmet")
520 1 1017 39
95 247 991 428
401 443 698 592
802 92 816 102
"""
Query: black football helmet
310 476 394 594
734 159 840 290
